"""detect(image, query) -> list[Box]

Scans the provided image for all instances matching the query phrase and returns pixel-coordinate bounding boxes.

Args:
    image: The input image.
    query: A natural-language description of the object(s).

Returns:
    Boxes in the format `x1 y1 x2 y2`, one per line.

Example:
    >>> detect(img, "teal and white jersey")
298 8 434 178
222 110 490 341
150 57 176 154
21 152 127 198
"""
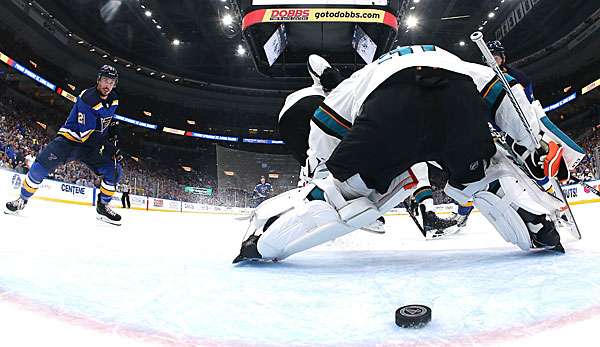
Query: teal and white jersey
307 44 541 167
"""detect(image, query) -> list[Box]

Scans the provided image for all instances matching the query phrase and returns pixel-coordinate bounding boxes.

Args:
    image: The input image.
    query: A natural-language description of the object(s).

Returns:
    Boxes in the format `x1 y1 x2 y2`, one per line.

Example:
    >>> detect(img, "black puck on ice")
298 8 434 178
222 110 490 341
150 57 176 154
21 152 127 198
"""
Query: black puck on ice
395 305 432 328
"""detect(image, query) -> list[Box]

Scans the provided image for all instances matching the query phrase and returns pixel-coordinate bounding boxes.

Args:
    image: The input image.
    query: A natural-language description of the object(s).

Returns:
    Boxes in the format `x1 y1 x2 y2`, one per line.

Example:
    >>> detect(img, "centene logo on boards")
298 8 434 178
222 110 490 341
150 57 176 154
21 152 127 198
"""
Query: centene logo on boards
61 184 86 196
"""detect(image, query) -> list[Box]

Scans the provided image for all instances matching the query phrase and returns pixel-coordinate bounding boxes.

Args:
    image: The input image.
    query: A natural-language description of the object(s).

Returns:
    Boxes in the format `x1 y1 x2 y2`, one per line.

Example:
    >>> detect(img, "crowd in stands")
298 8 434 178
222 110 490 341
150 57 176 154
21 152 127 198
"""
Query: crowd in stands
0 96 219 203
571 128 600 183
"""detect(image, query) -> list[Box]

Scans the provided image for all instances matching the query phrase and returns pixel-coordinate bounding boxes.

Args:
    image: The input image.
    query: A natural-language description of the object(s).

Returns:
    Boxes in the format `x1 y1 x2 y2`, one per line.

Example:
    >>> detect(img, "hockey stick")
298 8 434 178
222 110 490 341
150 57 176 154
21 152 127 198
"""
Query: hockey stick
471 32 539 148
471 31 581 239
403 201 426 237
570 177 600 197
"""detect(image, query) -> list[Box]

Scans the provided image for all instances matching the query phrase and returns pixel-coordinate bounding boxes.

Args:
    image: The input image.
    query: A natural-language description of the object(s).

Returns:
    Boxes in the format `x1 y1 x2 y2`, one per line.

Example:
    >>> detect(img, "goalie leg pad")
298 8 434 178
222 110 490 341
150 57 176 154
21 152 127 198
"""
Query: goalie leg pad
473 191 532 251
257 200 346 260
258 196 380 260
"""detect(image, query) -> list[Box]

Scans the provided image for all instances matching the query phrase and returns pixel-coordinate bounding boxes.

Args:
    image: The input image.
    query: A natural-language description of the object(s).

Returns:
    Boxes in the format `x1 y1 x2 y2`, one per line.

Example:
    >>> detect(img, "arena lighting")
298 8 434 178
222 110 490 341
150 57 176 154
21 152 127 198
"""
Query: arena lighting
488 12 495 18
459 41 466 46
144 10 152 17
224 171 235 176
237 45 246 56
582 78 600 95
187 120 196 125
406 15 418 29
413 0 420 3
181 166 192 172
222 14 234 26
172 39 180 46
156 25 161 29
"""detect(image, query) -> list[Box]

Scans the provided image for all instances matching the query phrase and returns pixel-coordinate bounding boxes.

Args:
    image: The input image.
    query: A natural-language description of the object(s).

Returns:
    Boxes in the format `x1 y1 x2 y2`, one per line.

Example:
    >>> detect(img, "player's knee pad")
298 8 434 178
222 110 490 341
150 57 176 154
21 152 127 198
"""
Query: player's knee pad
473 191 532 251
27 162 49 183
107 164 123 184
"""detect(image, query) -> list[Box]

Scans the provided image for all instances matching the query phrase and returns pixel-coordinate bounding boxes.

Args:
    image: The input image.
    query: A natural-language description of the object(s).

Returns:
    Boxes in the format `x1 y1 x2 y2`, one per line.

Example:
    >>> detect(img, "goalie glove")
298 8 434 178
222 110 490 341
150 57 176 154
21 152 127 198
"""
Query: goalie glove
507 136 565 181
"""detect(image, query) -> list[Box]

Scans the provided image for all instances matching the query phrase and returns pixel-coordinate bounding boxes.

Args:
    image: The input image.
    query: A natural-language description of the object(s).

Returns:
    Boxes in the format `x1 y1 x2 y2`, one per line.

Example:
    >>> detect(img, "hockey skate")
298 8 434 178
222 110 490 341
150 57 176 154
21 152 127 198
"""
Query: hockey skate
96 199 122 226
362 216 386 234
4 197 27 215
421 205 460 240
518 208 564 253
449 212 471 228
233 234 264 264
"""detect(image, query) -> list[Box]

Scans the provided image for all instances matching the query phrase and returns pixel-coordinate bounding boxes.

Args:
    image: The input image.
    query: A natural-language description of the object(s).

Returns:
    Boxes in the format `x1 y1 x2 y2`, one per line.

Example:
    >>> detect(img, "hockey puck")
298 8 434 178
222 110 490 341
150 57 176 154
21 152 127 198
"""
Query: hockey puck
395 305 431 328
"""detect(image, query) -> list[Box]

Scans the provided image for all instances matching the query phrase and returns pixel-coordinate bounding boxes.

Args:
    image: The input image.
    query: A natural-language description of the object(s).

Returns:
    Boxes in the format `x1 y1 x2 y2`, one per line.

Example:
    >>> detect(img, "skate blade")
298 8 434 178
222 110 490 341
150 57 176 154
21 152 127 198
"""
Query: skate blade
361 227 386 234
426 225 461 240
233 255 261 264
232 254 276 264
96 215 121 226
531 243 565 254
3 210 19 216
3 207 23 217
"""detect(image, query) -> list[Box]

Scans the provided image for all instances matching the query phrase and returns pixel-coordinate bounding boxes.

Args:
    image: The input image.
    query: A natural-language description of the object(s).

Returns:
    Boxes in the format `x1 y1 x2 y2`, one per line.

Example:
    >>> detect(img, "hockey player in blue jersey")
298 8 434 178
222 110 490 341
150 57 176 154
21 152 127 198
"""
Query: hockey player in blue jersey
253 176 273 207
4 65 124 225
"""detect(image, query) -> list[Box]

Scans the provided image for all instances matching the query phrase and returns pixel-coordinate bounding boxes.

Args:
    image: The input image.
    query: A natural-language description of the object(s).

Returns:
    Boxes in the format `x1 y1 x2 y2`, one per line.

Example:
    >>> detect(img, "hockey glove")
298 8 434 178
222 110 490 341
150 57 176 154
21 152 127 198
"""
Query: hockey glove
507 137 564 180
100 140 123 163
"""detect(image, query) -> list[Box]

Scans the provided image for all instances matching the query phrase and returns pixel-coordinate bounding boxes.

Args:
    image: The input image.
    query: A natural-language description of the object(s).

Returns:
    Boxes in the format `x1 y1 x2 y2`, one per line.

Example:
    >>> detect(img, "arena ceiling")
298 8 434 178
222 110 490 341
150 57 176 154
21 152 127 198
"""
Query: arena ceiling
28 0 597 88
2 0 598 134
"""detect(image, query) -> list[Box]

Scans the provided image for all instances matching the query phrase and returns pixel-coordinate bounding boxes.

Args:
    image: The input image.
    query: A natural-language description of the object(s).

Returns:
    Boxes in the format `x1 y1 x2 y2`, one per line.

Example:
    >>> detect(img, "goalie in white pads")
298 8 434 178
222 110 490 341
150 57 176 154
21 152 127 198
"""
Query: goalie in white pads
278 55 457 236
234 45 570 263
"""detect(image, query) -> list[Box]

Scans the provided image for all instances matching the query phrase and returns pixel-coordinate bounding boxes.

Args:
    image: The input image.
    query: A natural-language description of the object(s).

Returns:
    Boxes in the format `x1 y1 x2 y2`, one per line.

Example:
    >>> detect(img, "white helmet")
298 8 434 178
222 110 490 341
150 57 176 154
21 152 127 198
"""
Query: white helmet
307 54 343 92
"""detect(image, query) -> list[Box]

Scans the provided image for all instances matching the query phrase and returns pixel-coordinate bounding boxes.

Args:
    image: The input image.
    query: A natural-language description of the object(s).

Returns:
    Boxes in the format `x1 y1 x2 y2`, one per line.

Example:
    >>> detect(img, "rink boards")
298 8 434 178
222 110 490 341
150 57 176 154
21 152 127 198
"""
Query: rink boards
0 169 252 215
1 169 598 216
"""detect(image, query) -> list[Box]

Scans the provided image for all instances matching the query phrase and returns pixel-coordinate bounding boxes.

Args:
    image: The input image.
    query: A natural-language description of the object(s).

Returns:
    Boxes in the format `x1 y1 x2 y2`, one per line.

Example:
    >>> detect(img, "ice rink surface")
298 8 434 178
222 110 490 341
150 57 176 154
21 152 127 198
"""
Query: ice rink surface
0 198 599 347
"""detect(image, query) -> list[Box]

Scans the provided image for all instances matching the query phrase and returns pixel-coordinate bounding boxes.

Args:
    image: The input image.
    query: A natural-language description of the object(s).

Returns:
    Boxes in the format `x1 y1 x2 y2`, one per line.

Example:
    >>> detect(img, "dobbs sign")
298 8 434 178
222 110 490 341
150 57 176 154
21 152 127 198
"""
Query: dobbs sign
242 8 398 30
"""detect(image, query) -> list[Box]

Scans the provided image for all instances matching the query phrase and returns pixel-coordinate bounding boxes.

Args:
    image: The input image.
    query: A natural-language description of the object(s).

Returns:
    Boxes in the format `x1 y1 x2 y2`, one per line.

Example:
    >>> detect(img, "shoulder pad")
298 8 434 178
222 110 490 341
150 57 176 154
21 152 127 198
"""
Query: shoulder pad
79 88 101 107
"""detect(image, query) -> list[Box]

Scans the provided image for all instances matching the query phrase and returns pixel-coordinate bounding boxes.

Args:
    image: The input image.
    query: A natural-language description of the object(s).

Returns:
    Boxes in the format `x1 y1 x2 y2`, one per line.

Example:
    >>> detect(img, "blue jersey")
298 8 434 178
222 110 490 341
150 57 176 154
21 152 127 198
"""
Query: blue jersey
254 183 272 197
58 87 119 145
